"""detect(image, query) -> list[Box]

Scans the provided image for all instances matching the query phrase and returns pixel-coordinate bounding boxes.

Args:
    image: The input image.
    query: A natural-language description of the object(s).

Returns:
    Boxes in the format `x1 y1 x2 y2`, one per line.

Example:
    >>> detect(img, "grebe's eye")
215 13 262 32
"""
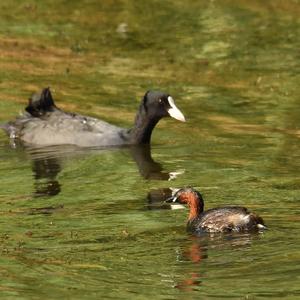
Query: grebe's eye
158 98 162 103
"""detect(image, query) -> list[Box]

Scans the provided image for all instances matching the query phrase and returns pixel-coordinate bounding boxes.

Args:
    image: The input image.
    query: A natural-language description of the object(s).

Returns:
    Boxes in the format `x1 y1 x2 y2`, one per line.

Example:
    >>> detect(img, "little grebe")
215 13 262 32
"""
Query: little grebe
166 187 266 233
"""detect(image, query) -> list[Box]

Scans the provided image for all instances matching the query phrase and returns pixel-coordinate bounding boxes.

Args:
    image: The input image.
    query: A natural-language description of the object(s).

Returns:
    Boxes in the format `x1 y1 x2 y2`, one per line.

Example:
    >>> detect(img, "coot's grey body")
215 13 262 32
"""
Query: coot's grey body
9 110 129 147
2 88 185 147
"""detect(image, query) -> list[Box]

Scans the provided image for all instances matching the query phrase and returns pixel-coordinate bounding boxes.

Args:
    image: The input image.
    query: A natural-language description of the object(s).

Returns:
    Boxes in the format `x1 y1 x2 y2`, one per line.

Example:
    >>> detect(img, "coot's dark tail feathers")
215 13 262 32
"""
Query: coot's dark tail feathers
25 87 57 117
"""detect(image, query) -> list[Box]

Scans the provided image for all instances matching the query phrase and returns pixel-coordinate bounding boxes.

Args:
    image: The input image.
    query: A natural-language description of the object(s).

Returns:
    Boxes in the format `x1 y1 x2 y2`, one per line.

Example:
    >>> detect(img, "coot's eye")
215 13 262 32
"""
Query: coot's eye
158 98 162 103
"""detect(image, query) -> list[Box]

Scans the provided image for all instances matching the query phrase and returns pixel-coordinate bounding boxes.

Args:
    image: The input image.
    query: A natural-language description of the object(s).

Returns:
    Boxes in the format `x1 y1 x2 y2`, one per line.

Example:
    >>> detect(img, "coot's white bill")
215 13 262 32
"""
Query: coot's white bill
167 96 186 122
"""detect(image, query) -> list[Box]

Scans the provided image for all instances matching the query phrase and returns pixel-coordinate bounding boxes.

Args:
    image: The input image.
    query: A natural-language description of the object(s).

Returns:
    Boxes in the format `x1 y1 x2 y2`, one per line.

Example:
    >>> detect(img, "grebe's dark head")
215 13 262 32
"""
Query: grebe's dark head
166 187 204 213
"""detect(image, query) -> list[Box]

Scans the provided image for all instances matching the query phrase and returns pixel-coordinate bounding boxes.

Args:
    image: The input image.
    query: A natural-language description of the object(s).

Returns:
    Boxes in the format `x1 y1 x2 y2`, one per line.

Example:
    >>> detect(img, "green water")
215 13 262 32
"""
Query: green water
0 0 299 299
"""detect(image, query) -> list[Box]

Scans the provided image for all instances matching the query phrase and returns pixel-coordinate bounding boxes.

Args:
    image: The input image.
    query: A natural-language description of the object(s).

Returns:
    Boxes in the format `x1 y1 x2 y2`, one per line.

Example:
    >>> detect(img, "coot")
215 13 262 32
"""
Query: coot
1 88 185 147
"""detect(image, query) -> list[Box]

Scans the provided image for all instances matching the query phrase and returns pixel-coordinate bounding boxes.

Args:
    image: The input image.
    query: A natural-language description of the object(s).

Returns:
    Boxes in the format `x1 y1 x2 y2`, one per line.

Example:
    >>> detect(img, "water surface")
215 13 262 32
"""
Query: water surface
0 1 299 299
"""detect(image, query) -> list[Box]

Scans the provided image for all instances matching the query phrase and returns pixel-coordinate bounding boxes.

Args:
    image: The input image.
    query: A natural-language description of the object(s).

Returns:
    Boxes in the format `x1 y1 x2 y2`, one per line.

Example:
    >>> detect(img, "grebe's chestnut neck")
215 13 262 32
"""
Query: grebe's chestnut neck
168 188 204 221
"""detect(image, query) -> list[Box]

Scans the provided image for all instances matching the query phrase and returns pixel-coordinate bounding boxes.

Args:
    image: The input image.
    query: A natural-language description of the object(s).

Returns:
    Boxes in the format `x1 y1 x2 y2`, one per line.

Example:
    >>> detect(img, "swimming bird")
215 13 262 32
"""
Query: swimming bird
1 88 185 147
166 187 266 233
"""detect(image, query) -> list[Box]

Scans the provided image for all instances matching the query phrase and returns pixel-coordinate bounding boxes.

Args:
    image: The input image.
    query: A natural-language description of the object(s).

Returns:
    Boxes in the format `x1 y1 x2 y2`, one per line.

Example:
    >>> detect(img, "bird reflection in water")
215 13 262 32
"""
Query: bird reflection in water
172 232 261 291
32 156 62 197
14 143 182 200
25 144 75 197
174 236 208 291
130 145 170 180
130 144 184 181
131 145 184 209
146 188 174 209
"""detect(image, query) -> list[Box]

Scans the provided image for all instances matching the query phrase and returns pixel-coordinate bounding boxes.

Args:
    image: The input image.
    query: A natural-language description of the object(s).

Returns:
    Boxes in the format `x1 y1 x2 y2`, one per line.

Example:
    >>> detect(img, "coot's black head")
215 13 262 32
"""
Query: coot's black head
131 90 185 144
142 91 185 122
166 187 204 212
